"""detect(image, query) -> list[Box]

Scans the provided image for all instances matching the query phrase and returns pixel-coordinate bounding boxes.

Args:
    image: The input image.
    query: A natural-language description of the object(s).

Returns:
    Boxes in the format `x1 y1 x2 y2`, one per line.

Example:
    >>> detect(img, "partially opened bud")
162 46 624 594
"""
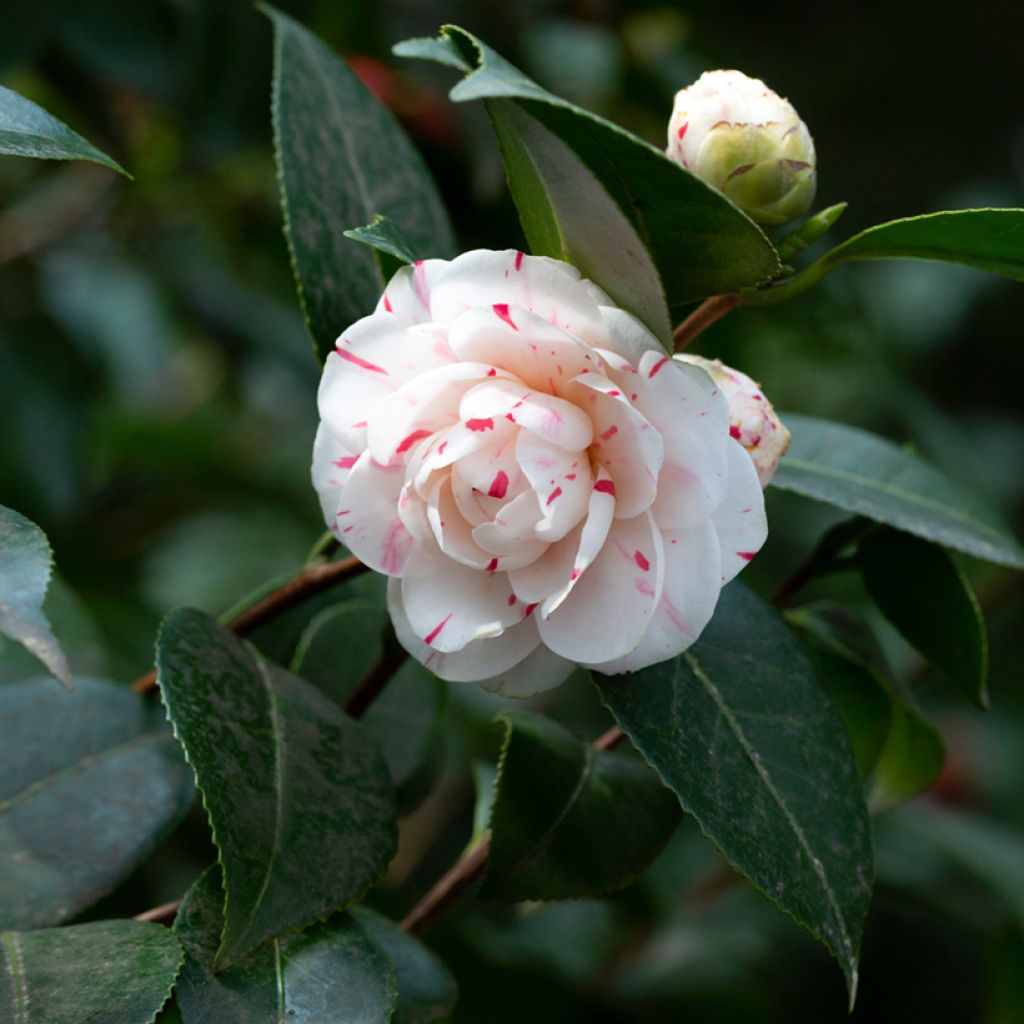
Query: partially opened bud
667 70 815 226
675 354 790 486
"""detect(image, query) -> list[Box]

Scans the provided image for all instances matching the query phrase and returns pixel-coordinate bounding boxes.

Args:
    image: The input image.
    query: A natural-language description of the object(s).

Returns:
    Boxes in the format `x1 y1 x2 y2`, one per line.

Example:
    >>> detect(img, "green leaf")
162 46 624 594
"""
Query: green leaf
0 506 71 690
352 908 458 1024
263 6 456 362
481 712 679 901
0 920 182 1023
174 867 397 1024
859 528 988 708
787 603 945 814
771 415 1024 569
396 26 780 345
776 202 848 262
747 209 1024 304
155 608 397 968
595 583 873 1004
344 214 419 275
0 677 194 929
0 84 127 174
290 600 446 814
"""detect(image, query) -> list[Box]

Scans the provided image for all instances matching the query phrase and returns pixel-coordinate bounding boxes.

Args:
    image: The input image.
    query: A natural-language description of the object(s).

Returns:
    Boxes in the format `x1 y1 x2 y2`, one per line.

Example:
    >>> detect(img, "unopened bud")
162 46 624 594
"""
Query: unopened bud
667 70 815 227
676 354 790 486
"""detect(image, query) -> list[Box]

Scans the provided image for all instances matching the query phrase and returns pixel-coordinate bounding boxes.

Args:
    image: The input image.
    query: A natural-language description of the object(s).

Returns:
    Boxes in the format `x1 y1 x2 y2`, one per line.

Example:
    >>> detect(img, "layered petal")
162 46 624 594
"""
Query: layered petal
713 440 769 583
374 259 448 326
460 379 593 451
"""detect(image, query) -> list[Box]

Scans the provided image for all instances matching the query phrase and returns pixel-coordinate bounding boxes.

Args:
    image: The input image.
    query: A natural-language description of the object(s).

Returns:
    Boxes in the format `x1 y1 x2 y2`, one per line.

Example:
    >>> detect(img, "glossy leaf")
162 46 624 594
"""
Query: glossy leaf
396 26 780 344
595 583 873 1003
0 677 194 929
771 415 1024 569
0 84 127 173
156 608 397 967
264 6 456 362
749 209 1024 304
860 527 988 707
482 711 680 901
291 600 446 814
174 867 397 1024
0 920 182 1023
344 214 419 279
787 603 945 814
0 505 71 690
353 908 458 1024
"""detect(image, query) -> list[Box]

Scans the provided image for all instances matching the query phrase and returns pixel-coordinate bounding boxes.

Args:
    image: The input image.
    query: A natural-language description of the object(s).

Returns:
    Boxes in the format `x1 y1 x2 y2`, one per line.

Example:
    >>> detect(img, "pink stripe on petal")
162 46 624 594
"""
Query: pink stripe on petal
335 347 389 374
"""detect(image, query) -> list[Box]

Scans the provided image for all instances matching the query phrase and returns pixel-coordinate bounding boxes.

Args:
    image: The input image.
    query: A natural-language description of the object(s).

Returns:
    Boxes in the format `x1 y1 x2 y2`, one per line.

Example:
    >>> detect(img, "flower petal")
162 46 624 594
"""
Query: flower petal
567 372 663 518
447 306 599 397
401 546 524 653
425 477 492 570
429 249 611 348
311 422 359 531
514 431 592 542
337 451 415 577
598 306 663 366
591 518 722 673
477 643 577 698
713 439 769 583
388 578 540 681
539 510 664 663
460 379 593 451
375 259 449 326
472 490 546 560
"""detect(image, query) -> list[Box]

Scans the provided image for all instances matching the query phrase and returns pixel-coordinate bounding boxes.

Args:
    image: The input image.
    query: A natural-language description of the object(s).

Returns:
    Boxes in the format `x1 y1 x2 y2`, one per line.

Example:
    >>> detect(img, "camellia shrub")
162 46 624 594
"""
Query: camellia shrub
1 9 1022 1022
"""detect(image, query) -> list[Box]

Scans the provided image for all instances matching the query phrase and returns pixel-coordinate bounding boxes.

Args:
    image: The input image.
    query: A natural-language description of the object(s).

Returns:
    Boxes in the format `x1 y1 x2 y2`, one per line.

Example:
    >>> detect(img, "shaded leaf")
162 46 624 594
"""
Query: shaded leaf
156 608 397 967
0 919 182 1023
482 712 679 901
860 527 988 707
291 600 446 814
771 415 1024 569
751 209 1024 303
353 908 458 1024
264 6 455 362
174 867 397 1024
0 506 71 690
595 583 873 1003
396 26 779 344
344 214 419 280
0 677 194 929
0 84 127 173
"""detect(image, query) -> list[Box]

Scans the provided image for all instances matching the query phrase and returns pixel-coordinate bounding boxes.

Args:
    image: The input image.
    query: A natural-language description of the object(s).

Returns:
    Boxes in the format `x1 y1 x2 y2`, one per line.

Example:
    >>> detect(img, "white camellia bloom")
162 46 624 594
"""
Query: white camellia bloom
667 69 815 226
313 250 767 696
676 354 791 487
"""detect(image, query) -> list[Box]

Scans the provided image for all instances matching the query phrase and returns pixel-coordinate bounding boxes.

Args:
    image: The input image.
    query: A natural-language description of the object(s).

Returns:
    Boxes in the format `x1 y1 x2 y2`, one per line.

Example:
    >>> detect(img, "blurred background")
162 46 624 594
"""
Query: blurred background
1 1 1023 1020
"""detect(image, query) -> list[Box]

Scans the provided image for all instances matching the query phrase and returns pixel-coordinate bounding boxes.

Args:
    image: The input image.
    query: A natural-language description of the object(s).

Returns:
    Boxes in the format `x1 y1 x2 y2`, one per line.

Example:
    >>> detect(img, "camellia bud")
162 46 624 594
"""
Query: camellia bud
676 354 790 486
667 70 815 226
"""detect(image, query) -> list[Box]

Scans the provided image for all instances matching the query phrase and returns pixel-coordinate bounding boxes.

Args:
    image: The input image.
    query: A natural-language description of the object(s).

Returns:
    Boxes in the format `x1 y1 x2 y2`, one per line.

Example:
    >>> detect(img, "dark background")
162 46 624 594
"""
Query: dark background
2 2 1023 1020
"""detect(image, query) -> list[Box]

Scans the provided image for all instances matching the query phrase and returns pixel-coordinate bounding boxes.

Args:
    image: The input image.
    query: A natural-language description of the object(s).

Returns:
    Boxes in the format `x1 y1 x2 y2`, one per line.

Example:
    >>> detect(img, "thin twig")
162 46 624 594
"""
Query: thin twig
134 898 182 925
131 556 368 692
672 293 740 351
401 721 630 936
345 647 408 718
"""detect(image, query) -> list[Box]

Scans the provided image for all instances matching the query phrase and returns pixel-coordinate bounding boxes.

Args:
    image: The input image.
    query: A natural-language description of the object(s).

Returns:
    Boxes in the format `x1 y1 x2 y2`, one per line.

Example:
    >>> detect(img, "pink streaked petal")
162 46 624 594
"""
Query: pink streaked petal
507 526 580 604
367 361 509 466
592 519 721 673
311 422 360 531
374 259 449 326
447 306 598 397
539 466 617 617
425 477 494 570
429 249 612 348
514 431 592 542
539 510 664 663
460 380 593 451
411 419 514 497
567 372 663 518
388 579 540 682
472 490 547 563
400 546 523 653
339 450 415 577
714 440 768 584
397 482 432 544
597 306 664 366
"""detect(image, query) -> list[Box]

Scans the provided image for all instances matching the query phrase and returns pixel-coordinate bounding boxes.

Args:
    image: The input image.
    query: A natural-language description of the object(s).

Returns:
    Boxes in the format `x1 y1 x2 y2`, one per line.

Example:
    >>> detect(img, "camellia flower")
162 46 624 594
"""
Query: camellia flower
666 69 815 226
676 354 790 486
313 250 767 696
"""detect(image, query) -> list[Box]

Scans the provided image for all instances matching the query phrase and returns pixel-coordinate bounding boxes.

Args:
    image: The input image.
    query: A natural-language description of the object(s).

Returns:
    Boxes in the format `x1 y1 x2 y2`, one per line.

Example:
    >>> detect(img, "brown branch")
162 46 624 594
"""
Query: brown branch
401 721 630 936
672 293 740 351
345 647 408 719
131 556 368 692
134 898 182 925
